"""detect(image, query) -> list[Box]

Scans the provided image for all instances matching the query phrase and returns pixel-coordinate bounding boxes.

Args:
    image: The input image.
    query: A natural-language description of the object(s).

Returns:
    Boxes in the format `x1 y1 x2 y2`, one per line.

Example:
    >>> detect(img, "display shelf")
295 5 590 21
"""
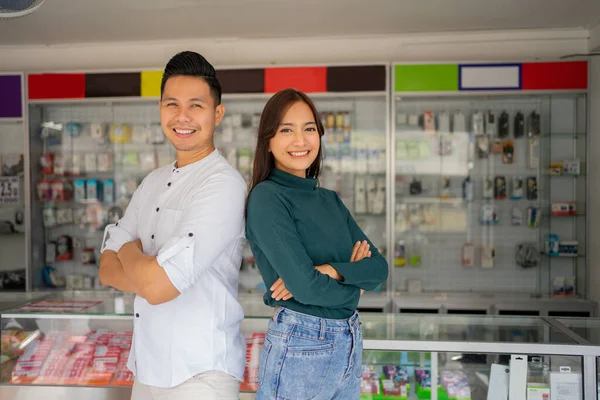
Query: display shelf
23 65 391 294
1 292 599 399
390 85 587 299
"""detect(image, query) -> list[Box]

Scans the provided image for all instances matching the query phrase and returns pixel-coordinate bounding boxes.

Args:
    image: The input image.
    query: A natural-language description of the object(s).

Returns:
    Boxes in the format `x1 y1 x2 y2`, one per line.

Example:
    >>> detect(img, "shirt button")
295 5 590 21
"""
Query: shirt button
116 222 119 226
156 207 160 212
188 233 193 237
167 182 171 187
151 235 154 239
135 313 140 318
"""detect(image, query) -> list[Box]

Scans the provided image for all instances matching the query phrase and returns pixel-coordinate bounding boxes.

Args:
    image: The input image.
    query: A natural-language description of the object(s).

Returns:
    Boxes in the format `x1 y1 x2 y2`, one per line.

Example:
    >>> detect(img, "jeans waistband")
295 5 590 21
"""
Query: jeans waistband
272 307 360 333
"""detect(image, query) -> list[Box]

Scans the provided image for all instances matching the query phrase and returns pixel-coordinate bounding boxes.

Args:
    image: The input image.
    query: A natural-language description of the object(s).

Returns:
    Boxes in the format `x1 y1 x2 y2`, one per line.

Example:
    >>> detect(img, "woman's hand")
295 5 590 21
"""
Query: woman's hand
270 278 293 301
351 240 371 262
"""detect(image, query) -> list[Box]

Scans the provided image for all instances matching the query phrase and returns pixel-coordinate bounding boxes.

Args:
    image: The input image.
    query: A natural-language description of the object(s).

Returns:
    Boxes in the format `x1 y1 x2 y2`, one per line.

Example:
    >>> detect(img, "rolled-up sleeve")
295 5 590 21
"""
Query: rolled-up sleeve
101 178 146 254
156 173 246 294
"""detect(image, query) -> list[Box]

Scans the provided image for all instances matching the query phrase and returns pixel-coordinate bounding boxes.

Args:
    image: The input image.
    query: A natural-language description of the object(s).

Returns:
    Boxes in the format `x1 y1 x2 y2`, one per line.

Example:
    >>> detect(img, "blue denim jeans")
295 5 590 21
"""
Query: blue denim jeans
256 307 363 400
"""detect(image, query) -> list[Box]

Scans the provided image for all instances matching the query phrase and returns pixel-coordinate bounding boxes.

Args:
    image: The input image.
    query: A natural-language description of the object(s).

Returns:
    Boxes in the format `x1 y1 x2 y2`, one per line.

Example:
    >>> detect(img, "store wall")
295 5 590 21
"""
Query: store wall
589 58 600 308
0 28 590 72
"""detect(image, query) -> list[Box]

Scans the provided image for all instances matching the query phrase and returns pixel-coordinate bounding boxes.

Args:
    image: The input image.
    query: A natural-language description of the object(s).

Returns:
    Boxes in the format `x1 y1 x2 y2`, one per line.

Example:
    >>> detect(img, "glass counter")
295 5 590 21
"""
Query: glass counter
0 292 598 399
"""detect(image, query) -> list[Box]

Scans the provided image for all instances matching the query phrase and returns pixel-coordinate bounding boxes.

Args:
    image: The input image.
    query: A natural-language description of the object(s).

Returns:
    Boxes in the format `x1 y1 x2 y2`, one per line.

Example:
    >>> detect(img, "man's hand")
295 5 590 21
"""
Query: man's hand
270 278 293 301
351 240 371 262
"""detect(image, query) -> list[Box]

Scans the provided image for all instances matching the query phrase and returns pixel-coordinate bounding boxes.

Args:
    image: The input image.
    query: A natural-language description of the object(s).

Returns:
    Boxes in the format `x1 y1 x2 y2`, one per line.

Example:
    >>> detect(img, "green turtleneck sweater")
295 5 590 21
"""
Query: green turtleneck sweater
246 168 389 319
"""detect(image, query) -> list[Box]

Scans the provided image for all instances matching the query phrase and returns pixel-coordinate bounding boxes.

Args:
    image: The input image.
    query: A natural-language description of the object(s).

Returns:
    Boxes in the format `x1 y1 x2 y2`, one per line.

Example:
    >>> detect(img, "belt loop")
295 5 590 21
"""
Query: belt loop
272 306 283 323
319 318 326 341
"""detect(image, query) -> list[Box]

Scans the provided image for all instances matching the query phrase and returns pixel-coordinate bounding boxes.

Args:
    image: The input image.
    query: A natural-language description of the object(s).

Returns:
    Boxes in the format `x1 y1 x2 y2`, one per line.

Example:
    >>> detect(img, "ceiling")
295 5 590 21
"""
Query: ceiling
0 0 599 46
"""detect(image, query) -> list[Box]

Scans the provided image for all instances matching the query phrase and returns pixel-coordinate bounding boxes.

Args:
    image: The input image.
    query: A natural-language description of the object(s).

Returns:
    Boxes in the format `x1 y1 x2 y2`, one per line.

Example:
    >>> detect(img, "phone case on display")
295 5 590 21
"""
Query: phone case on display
251 113 261 130
485 111 497 136
527 177 538 200
502 141 514 164
407 114 419 126
51 180 73 202
81 247 96 265
40 153 54 175
53 153 65 175
335 112 345 143
462 177 473 201
97 153 113 172
140 152 156 171
354 176 367 214
86 180 103 202
396 113 408 126
373 177 386 215
528 207 541 228
366 179 377 214
104 180 115 204
476 136 490 159
511 177 524 200
56 208 74 225
343 112 352 143
65 122 83 137
221 116 234 143
527 111 541 136
43 208 57 227
410 178 422 195
491 138 503 154
481 204 498 224
438 113 451 133
423 111 435 133
73 208 87 225
74 180 86 203
394 240 406 267
481 245 495 268
512 207 523 226
109 124 132 144
494 176 506 200
84 153 97 173
150 124 165 144
37 180 52 202
498 111 509 137
56 235 74 261
453 112 466 133
472 112 484 135
231 114 242 128
483 178 494 200
528 139 539 169
514 112 525 138
440 177 451 199
90 123 107 143
71 154 84 175
462 243 475 267
132 125 150 144
45 242 57 264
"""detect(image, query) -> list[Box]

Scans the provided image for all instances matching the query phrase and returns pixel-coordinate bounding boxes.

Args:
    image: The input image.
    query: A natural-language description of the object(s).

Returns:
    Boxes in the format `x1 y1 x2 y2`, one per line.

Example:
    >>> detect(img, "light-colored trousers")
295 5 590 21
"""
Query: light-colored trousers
131 370 240 400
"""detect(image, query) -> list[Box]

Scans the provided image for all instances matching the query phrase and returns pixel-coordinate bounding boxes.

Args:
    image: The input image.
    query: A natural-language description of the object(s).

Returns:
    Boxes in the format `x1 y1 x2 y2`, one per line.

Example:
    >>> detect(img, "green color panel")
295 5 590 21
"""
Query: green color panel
394 64 458 92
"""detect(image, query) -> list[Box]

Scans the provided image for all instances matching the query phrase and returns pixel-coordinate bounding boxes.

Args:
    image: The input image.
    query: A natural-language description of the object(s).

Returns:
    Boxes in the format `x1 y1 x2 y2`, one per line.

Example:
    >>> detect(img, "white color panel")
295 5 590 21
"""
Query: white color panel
460 66 520 89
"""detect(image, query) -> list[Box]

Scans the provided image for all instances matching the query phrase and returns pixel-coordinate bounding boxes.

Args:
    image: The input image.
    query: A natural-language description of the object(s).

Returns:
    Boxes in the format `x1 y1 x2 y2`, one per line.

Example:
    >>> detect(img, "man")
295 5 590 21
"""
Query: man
99 51 246 400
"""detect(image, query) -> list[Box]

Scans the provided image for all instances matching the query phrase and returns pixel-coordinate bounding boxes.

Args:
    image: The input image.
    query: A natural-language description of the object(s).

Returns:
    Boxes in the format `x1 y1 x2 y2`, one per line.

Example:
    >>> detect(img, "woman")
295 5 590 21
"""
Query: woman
245 88 389 399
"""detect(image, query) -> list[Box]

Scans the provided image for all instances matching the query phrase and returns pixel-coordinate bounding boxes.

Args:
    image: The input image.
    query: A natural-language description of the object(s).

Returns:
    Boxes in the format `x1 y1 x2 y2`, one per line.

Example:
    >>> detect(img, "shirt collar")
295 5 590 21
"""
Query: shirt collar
172 149 219 175
268 168 318 191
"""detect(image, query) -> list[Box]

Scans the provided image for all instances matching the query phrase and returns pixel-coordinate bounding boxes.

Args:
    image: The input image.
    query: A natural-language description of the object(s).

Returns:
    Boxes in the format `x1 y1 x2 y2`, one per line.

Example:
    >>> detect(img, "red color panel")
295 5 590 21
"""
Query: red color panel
522 62 587 90
264 67 327 93
28 73 86 100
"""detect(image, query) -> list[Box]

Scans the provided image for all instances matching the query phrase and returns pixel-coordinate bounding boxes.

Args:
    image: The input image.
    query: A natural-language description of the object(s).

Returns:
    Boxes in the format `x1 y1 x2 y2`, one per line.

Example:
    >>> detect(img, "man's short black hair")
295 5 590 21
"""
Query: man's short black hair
160 51 222 106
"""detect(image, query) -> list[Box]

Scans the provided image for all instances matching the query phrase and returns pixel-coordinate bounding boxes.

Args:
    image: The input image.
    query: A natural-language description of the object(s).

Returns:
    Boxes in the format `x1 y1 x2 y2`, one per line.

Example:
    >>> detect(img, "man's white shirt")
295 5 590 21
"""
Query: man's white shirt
101 149 247 388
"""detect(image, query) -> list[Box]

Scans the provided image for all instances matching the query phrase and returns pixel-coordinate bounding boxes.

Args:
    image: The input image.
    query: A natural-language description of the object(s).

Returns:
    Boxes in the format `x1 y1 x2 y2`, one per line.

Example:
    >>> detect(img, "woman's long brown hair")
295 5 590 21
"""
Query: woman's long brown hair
245 89 325 212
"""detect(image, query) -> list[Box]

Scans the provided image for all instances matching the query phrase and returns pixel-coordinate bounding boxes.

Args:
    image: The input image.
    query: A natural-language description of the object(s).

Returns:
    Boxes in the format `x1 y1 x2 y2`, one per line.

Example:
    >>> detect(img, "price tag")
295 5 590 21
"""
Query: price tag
0 176 19 204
